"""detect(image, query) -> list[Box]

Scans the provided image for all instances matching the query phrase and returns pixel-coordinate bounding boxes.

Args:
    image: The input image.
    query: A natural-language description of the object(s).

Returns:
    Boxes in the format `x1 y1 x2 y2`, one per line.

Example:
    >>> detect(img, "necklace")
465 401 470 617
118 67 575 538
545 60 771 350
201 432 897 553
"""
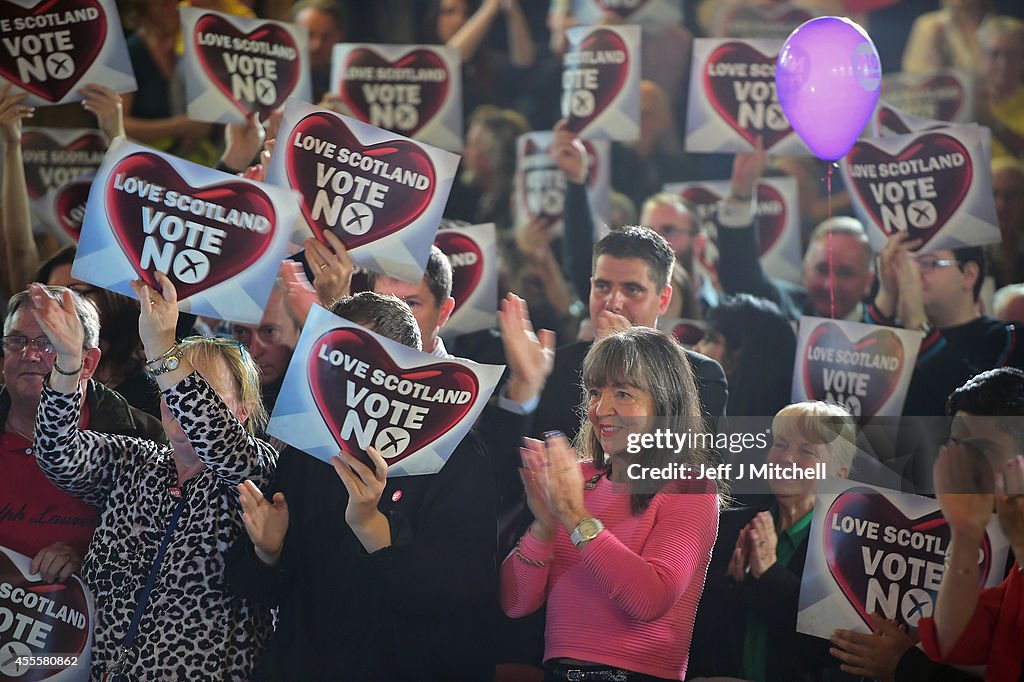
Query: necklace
4 423 34 442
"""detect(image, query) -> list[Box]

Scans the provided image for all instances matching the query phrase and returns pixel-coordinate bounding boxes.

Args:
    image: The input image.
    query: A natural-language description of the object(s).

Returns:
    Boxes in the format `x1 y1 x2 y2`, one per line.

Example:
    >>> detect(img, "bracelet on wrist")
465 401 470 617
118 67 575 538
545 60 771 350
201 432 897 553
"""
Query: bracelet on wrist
52 357 84 376
513 535 552 568
145 343 178 366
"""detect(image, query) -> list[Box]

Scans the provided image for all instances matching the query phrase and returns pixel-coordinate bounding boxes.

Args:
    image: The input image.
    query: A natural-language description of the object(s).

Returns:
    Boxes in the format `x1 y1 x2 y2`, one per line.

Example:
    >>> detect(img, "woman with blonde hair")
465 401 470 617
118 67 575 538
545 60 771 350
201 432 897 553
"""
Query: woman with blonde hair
31 273 275 680
689 400 855 682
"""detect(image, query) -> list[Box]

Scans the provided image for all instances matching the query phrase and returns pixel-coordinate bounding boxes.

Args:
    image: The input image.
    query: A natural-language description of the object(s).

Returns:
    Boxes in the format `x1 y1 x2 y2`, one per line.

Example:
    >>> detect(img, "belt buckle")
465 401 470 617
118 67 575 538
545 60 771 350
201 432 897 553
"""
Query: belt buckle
566 672 585 682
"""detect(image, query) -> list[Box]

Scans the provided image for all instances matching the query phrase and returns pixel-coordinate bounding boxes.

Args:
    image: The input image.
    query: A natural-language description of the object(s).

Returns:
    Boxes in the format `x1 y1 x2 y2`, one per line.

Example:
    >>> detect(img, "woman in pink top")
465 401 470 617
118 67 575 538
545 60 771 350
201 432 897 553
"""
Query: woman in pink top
500 327 722 681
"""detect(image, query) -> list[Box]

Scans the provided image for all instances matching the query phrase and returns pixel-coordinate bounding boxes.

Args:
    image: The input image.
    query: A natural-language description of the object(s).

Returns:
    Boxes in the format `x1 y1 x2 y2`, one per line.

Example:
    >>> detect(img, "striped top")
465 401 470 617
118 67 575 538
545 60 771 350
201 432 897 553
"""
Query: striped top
500 462 719 680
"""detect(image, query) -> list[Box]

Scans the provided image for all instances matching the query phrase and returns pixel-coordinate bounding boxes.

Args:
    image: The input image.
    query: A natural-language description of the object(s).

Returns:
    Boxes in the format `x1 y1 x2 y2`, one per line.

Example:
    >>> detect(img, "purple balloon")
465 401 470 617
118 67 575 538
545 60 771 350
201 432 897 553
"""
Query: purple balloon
776 16 881 161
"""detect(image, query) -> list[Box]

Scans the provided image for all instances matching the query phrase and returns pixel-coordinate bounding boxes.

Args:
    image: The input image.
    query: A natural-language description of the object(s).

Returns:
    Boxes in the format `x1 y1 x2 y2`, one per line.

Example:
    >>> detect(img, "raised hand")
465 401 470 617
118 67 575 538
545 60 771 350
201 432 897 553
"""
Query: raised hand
304 232 354 306
79 83 124 140
934 441 995 534
223 113 266 172
331 447 391 552
498 294 556 404
520 437 559 541
238 479 289 566
996 454 1024 559
729 136 767 200
28 283 83 360
748 510 779 578
280 260 320 327
727 525 750 582
130 271 179 360
542 432 587 531
0 82 33 145
593 310 631 340
549 119 588 184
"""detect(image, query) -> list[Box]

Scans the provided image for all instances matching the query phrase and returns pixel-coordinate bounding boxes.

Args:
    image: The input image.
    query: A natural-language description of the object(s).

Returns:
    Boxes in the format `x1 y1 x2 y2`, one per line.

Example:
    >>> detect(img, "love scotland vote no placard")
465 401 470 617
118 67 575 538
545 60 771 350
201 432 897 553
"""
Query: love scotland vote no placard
268 307 503 476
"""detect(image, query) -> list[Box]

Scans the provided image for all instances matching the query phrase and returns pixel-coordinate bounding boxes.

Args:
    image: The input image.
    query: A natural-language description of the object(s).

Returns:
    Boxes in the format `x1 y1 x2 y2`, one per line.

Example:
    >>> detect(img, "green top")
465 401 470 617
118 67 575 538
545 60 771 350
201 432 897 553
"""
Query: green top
739 503 814 682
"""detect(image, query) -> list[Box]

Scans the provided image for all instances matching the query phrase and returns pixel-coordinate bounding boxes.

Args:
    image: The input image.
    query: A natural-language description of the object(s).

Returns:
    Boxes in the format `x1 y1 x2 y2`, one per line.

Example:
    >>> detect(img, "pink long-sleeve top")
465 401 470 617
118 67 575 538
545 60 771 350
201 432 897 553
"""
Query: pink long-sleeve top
500 462 719 680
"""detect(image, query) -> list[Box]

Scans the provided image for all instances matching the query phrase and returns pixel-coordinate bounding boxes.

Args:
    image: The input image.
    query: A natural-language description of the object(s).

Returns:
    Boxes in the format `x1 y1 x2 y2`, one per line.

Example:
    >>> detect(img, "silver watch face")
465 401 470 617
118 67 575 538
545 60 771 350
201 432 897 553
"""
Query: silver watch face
165 356 180 371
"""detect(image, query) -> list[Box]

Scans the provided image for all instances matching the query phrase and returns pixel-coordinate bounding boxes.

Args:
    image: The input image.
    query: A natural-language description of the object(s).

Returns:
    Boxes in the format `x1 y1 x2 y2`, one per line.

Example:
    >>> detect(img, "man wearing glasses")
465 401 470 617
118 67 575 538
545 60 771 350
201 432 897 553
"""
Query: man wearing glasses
642 193 704 320
0 286 163 583
717 145 877 323
872 232 1024 415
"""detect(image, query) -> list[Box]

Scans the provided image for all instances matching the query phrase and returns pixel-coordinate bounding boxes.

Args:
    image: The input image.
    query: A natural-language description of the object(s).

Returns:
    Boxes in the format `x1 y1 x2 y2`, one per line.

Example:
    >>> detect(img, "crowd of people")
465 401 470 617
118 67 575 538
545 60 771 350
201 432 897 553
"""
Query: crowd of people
3 0 1024 680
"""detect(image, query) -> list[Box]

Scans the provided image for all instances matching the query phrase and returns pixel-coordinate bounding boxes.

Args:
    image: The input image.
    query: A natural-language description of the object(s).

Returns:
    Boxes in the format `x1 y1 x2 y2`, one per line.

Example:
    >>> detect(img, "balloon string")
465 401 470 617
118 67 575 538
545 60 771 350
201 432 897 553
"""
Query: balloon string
827 163 835 320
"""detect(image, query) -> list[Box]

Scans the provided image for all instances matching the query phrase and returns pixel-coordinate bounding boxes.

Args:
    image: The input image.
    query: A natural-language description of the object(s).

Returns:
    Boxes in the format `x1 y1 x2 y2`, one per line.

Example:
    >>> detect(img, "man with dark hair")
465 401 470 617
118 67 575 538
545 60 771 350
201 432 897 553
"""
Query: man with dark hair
522 225 728 442
331 292 423 350
831 367 1024 682
227 290 497 681
368 246 455 356
873 233 1024 415
1 286 163 581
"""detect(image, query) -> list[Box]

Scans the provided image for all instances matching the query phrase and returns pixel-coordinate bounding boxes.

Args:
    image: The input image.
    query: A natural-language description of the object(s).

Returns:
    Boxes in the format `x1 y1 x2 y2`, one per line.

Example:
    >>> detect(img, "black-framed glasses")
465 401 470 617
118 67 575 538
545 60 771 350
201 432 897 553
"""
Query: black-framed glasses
1 335 56 355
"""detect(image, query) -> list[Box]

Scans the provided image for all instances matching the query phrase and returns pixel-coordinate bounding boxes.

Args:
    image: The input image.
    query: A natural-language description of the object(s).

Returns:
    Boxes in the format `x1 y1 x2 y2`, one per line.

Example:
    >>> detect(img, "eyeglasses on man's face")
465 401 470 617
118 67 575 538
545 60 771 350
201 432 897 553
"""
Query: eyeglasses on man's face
1 335 55 355
916 258 961 272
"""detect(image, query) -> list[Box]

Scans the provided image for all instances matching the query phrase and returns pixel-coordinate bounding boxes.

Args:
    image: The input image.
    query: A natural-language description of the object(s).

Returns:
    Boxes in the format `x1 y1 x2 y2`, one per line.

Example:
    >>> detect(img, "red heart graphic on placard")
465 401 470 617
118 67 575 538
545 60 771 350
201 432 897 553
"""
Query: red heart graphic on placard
105 152 276 300
680 184 787 273
564 28 630 134
596 0 651 19
434 230 483 316
845 133 973 246
704 42 793 149
519 137 600 227
754 183 788 254
339 48 449 138
0 549 90 681
803 322 906 417
21 130 106 200
823 488 991 630
876 106 913 136
0 0 107 103
55 178 91 242
192 13 301 119
285 112 437 249
307 326 479 466
719 5 813 39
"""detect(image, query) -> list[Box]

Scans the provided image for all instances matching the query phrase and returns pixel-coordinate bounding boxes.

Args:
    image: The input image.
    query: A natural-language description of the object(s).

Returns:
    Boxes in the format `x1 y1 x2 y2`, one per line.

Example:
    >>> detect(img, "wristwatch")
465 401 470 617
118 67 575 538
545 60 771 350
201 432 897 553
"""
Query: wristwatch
570 517 605 549
147 345 184 376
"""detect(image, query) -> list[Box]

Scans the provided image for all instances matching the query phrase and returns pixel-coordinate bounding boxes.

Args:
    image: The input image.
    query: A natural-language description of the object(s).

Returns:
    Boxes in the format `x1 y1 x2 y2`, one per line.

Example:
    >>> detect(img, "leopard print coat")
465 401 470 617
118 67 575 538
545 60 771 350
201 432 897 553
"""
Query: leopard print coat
35 373 276 681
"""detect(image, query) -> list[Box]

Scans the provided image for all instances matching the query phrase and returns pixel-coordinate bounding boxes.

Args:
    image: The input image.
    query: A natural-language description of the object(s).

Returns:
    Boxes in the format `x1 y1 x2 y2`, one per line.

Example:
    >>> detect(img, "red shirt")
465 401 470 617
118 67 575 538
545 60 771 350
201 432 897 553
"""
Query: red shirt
0 431 98 558
918 564 1024 681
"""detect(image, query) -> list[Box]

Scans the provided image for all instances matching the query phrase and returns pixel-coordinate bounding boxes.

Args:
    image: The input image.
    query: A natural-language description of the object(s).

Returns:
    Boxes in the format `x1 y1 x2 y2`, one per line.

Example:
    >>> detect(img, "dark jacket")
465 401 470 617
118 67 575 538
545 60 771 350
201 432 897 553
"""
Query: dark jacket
0 379 165 444
226 434 497 681
688 502 847 682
